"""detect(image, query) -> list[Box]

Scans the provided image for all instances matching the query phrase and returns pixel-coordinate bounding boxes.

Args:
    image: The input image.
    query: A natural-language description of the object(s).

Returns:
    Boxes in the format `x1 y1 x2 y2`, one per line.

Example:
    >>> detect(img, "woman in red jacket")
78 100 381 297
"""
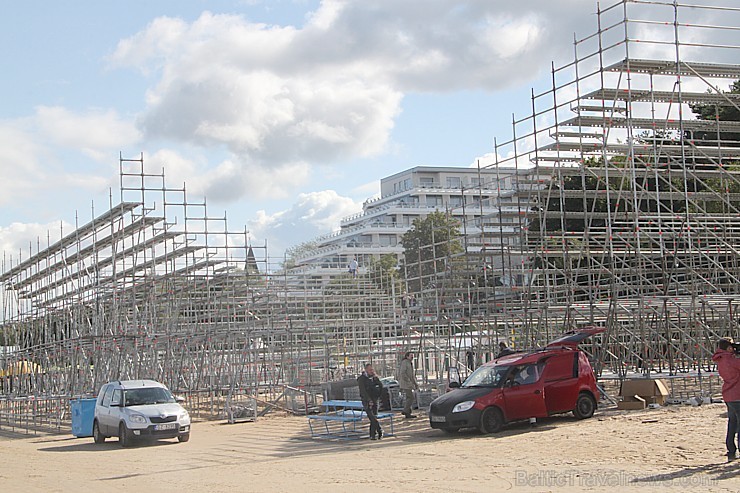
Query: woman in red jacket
712 338 740 461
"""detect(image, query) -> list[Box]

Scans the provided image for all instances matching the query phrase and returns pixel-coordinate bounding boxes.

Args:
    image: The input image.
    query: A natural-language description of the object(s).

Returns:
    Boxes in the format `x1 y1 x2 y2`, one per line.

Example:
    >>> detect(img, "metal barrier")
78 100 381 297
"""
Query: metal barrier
0 395 71 435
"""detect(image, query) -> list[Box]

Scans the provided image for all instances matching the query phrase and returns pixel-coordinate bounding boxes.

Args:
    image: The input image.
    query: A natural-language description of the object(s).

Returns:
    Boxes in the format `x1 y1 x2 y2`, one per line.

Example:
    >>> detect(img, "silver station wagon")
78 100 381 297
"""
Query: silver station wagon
92 379 191 447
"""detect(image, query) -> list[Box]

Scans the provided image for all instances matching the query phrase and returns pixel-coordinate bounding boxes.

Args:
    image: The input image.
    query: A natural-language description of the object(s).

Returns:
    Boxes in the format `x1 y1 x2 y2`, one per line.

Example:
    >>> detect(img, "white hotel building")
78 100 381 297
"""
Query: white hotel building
289 166 540 282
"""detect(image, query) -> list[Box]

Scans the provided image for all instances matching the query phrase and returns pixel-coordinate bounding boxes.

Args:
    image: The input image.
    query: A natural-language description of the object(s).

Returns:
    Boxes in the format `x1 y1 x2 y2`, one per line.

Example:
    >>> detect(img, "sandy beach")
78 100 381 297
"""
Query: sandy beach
1 403 739 493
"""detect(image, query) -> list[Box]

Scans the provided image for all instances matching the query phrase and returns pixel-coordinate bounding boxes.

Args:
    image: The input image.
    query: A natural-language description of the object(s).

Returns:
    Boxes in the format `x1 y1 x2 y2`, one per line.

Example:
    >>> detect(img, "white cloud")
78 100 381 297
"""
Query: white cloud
106 1 612 203
0 109 127 209
143 148 208 195
35 106 141 161
0 221 72 261
139 149 313 203
106 16 191 75
6 0 735 250
0 123 49 206
248 189 362 257
60 173 110 192
487 17 543 61
205 159 312 202
351 180 380 200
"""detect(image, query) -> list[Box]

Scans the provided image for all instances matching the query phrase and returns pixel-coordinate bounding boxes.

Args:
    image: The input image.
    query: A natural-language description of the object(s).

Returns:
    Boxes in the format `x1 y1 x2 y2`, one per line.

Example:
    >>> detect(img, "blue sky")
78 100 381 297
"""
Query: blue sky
3 0 733 262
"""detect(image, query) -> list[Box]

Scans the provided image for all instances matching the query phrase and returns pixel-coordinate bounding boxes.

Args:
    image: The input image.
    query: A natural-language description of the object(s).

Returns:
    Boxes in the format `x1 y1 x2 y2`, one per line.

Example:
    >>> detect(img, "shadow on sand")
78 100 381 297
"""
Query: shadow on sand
632 461 740 484
39 436 180 453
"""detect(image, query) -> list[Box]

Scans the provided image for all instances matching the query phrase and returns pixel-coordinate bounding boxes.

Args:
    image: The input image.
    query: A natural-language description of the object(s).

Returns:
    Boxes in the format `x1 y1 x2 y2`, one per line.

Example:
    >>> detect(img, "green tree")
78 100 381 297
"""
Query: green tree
400 211 462 293
690 80 740 122
687 79 740 213
281 240 320 269
688 80 740 144
366 254 402 294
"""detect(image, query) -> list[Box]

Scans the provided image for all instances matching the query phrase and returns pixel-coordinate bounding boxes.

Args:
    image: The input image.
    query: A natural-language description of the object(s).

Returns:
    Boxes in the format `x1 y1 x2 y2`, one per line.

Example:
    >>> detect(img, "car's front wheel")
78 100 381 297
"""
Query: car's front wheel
573 392 596 419
479 407 504 434
119 422 132 448
93 420 106 444
178 433 190 443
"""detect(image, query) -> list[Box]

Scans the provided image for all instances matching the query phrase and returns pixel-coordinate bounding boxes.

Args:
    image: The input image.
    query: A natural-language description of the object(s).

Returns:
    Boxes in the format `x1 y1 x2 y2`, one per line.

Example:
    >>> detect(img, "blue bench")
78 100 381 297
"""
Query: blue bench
307 400 395 439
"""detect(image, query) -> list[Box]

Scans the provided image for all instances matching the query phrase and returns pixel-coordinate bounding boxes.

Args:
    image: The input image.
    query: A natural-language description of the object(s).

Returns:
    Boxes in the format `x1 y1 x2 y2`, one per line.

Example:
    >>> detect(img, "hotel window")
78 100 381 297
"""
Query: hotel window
426 195 442 206
446 176 461 188
419 177 434 187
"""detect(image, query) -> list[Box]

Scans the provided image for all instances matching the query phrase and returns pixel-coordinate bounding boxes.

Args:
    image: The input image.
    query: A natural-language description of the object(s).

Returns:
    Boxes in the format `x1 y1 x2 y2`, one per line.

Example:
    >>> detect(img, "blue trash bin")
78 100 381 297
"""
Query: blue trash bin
71 398 97 438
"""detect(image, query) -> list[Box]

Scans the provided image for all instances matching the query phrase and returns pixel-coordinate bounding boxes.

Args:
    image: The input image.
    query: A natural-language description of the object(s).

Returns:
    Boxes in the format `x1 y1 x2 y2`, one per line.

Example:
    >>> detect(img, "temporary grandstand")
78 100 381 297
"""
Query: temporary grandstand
1 0 739 432
375 0 740 392
431 0 740 385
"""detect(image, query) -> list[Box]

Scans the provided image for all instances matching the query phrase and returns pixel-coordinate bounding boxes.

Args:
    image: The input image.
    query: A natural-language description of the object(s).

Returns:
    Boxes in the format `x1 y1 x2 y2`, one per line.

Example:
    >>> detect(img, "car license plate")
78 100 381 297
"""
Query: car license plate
430 415 446 423
155 423 177 431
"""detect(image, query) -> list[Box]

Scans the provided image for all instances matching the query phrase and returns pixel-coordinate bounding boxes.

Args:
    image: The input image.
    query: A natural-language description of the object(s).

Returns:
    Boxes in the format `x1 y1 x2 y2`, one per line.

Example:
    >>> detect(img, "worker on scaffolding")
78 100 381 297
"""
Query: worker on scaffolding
348 257 358 278
713 338 740 462
466 349 475 371
496 341 515 358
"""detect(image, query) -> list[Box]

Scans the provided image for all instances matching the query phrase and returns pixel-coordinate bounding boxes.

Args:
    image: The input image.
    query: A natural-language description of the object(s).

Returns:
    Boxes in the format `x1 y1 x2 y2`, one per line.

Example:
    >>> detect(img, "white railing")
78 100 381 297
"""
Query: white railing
341 201 502 226
311 222 409 244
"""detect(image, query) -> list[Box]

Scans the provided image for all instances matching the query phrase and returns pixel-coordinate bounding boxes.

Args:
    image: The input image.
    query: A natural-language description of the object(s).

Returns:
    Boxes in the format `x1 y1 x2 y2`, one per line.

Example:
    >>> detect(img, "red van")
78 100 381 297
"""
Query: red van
429 328 604 434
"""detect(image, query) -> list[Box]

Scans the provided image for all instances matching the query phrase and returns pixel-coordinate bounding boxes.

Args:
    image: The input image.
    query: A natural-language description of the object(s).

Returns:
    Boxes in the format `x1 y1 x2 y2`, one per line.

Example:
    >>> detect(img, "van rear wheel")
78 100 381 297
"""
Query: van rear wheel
479 407 504 434
573 393 596 419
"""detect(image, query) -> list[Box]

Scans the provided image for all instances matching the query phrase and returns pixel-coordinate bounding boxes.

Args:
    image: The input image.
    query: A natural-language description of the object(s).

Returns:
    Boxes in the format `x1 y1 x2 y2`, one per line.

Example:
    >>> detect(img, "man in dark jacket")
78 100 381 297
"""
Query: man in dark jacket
713 338 740 461
357 363 384 440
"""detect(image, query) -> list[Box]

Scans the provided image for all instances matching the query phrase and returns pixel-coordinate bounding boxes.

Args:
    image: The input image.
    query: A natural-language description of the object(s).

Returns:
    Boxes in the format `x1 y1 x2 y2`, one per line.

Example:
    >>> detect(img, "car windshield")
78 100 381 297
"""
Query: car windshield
123 387 175 406
462 365 510 388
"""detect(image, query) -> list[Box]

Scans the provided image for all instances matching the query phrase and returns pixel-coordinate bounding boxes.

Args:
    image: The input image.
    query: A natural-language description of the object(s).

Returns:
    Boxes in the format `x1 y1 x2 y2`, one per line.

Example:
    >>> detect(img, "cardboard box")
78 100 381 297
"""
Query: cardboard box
620 379 669 406
617 394 646 410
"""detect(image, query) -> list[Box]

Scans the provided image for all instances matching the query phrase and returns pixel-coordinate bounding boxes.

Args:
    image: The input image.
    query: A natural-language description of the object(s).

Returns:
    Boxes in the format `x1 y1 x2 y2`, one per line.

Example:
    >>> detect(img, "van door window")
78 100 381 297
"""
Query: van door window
101 386 114 407
97 385 108 405
111 389 122 407
512 363 544 385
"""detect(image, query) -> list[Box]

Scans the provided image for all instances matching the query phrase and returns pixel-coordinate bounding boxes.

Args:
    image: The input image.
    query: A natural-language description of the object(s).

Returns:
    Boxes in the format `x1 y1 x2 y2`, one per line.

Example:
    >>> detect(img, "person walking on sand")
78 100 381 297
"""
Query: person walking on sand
357 363 384 440
713 338 740 461
398 352 419 418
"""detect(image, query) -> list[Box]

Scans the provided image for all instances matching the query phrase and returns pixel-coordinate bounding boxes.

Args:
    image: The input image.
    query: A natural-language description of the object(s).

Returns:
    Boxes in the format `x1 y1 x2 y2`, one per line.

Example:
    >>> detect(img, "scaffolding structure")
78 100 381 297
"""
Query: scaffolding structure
0 156 416 431
0 157 265 421
408 0 740 389
2 0 739 433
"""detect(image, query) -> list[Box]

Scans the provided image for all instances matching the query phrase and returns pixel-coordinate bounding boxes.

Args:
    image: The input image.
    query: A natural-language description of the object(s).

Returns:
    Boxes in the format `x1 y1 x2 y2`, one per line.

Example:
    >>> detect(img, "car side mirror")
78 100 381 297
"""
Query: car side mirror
449 381 460 389
175 396 185 404
110 401 121 407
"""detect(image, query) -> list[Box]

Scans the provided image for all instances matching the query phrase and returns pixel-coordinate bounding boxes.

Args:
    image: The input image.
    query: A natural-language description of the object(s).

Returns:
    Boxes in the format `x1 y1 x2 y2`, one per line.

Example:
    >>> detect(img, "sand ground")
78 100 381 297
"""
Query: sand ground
1 403 739 493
